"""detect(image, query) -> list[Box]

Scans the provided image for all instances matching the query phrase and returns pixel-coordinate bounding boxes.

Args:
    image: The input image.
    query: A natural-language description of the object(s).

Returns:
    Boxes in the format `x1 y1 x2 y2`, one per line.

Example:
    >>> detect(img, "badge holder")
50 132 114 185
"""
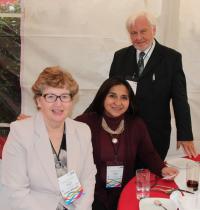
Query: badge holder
58 170 83 205
106 161 124 188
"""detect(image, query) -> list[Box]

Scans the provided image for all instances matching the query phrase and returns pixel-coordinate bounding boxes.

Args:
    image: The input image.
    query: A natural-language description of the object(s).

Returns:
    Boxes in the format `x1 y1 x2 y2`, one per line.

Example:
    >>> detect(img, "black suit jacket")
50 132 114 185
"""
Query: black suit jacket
109 40 193 159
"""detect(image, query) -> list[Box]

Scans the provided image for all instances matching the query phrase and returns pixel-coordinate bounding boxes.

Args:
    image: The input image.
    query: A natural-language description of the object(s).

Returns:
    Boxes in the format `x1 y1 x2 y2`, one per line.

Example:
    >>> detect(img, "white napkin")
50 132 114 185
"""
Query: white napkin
167 158 199 190
166 158 200 210
166 157 189 169
174 168 187 189
170 190 200 210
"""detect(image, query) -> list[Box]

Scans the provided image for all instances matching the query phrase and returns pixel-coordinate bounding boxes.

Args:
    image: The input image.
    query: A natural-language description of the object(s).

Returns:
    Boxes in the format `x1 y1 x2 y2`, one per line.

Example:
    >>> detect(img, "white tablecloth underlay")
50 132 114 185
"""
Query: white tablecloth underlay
167 158 200 210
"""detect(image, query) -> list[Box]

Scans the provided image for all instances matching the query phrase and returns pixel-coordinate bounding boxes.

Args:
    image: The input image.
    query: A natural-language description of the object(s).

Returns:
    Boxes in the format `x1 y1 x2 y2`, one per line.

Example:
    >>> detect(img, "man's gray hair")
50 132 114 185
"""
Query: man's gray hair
126 11 157 32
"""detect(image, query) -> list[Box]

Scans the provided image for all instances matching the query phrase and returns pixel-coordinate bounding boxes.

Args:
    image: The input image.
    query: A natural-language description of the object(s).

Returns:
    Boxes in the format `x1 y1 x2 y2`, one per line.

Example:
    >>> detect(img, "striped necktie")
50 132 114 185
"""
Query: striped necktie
138 51 145 76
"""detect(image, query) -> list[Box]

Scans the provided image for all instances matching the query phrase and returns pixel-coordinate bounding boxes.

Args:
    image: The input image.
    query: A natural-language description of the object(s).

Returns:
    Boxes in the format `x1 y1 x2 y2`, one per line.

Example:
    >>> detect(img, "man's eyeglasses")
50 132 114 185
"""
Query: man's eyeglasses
42 93 72 103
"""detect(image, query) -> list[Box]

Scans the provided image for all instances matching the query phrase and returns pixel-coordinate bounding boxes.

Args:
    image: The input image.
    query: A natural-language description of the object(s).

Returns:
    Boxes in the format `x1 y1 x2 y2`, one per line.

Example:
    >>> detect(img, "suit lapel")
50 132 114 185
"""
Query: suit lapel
140 41 164 78
124 46 138 80
131 49 139 79
33 112 59 190
33 113 80 188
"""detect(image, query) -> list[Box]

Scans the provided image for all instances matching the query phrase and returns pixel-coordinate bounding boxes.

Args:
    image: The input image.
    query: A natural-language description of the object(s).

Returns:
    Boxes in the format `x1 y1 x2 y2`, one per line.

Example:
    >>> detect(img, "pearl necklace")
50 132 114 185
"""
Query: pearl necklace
101 117 124 144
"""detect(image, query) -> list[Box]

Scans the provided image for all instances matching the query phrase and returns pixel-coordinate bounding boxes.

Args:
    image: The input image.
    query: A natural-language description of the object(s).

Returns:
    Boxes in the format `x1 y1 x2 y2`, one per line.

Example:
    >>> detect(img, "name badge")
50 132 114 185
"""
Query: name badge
126 80 137 94
58 170 83 205
106 165 124 188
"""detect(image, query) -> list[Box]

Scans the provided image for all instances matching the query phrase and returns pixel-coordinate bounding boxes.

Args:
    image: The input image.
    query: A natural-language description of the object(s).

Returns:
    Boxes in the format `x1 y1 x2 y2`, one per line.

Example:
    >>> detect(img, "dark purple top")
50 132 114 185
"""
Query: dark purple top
75 112 165 209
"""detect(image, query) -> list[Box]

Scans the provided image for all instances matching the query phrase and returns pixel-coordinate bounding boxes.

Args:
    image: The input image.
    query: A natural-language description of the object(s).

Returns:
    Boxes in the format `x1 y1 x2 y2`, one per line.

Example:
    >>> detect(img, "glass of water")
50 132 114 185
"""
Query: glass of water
136 169 150 200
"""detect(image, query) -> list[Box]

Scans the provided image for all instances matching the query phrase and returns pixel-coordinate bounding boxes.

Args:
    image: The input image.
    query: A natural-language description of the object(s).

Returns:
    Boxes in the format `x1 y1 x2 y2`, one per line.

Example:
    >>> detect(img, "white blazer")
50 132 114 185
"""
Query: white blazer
2 112 96 210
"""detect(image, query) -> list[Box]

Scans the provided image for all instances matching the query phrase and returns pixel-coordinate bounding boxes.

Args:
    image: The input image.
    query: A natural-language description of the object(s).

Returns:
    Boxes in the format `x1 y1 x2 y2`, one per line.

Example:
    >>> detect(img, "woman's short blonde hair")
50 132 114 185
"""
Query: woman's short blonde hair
32 66 79 104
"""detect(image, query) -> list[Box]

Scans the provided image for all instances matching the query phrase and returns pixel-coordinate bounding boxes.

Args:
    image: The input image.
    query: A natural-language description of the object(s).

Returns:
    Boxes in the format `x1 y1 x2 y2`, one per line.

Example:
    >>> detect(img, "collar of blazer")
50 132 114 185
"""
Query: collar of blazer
33 112 80 190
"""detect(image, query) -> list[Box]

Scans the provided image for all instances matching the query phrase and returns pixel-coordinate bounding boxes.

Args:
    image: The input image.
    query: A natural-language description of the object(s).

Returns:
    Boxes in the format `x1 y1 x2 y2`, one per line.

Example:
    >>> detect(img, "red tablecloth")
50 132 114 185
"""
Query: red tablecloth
117 155 200 210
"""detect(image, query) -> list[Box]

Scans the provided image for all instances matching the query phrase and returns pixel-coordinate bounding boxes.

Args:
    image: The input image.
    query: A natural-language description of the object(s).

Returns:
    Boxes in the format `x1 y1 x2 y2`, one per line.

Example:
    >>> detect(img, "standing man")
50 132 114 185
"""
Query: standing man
109 11 196 160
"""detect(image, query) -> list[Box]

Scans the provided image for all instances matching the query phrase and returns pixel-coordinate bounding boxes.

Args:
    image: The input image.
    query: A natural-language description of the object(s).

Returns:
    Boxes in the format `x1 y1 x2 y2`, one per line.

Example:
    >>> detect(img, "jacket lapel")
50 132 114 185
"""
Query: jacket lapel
140 41 163 78
65 118 80 175
33 112 59 190
123 46 139 80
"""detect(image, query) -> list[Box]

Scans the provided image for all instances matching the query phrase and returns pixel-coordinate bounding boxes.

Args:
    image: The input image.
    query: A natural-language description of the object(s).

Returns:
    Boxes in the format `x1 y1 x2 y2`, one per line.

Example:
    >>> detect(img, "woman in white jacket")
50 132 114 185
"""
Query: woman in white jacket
2 66 96 210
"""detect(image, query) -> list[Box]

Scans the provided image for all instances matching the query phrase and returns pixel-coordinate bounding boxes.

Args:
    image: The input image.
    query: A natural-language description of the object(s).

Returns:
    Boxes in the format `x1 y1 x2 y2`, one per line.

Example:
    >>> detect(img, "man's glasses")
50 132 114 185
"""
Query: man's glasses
42 93 72 103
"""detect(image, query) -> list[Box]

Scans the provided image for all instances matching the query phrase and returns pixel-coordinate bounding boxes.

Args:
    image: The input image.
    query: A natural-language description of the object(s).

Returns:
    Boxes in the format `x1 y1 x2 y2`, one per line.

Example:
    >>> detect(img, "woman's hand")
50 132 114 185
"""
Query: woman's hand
161 167 179 180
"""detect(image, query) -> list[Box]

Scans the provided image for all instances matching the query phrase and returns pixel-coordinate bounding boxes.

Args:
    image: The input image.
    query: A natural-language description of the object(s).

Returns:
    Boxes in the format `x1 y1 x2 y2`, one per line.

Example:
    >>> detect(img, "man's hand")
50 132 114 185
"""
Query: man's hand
17 114 31 120
177 140 197 158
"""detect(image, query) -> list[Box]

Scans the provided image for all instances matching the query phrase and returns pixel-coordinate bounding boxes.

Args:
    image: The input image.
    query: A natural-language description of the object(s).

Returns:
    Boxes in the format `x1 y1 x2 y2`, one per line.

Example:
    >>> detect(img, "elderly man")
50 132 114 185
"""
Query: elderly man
109 11 196 160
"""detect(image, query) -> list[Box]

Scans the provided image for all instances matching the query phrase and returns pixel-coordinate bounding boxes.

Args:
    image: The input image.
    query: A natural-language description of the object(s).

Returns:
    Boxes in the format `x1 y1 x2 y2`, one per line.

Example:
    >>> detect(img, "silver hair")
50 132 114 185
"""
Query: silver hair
126 11 157 33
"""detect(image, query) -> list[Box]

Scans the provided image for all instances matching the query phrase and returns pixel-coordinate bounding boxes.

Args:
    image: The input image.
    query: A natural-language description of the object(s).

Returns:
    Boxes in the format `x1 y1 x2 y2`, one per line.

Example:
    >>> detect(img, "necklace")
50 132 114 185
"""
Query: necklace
101 117 124 144
110 135 119 144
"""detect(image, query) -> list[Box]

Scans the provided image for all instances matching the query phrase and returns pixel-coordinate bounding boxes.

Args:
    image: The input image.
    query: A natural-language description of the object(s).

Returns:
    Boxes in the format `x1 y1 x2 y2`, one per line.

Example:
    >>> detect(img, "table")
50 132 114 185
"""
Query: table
117 155 200 210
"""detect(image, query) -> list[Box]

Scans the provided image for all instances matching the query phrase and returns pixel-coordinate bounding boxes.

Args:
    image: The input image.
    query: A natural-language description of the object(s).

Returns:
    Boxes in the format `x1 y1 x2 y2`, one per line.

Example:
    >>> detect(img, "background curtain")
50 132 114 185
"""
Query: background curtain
20 0 200 158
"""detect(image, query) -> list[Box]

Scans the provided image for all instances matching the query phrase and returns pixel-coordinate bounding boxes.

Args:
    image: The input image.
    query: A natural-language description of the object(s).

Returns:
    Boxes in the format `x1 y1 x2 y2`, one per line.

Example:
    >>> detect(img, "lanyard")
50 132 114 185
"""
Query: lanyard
49 124 66 167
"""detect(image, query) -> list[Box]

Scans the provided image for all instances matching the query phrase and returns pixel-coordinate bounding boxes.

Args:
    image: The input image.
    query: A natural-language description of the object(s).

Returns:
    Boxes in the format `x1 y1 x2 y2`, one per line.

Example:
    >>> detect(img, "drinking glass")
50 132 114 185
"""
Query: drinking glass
136 169 150 200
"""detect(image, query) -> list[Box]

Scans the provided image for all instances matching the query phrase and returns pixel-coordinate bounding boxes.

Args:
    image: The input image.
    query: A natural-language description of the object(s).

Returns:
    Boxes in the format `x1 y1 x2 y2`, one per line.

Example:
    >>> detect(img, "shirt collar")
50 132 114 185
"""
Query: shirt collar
137 39 155 59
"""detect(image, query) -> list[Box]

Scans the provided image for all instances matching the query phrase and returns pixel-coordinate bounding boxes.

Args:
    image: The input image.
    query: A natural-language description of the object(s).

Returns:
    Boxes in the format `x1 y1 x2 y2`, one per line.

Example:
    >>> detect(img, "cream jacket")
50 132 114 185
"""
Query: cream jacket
2 112 96 210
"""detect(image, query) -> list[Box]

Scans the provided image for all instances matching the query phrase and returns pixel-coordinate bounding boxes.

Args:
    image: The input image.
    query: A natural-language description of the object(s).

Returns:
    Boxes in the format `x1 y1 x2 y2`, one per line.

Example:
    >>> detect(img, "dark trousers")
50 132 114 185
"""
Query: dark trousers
92 197 107 210
92 192 119 210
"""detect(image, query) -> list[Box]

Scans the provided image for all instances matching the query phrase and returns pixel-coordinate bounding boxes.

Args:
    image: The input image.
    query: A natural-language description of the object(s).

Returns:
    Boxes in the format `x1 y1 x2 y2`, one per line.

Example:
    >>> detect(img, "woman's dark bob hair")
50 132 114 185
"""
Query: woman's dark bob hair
84 77 138 117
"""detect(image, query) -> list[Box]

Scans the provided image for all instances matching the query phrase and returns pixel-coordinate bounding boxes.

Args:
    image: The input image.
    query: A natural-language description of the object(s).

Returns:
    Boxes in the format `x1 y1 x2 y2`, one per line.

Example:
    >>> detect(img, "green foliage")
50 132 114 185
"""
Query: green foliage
0 1 20 13
0 17 21 123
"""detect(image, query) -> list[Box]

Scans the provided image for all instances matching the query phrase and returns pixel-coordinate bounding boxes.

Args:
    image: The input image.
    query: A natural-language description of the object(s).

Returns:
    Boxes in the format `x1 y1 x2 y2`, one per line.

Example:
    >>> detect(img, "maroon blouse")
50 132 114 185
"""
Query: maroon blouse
75 112 165 209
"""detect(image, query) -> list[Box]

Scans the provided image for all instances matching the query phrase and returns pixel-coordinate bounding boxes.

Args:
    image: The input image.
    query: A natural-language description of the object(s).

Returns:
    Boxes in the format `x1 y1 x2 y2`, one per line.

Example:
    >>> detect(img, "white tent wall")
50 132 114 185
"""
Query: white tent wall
20 0 200 158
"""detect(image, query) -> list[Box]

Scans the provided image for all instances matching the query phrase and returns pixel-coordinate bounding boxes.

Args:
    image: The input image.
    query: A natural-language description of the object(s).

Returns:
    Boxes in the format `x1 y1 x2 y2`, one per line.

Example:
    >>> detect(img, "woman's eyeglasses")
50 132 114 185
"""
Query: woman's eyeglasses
42 93 72 103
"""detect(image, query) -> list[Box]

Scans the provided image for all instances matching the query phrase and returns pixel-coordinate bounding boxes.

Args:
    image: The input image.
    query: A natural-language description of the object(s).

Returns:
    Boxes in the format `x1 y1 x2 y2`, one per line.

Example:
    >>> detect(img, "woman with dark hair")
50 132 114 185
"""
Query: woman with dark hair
84 78 137 116
75 77 178 210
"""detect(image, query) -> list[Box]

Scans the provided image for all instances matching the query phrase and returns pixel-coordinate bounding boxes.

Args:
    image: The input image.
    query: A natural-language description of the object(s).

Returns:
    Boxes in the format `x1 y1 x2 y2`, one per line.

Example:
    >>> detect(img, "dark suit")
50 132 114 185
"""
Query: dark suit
109 40 193 159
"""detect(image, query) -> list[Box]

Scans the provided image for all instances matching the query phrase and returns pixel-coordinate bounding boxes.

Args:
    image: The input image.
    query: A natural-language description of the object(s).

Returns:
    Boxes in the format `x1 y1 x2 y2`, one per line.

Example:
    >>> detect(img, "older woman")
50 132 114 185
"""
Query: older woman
2 66 96 210
75 77 178 210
